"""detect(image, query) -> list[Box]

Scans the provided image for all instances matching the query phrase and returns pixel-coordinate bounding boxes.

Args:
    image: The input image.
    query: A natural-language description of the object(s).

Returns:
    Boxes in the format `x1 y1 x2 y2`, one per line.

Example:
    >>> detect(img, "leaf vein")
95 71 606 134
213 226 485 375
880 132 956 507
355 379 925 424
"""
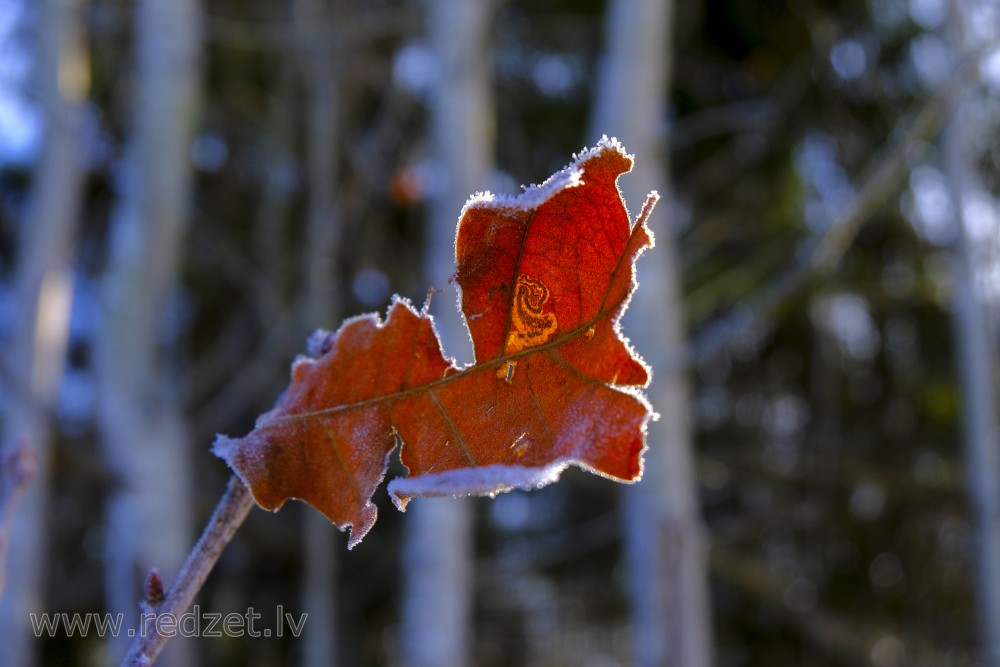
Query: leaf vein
259 216 646 429
428 389 477 467
320 421 363 500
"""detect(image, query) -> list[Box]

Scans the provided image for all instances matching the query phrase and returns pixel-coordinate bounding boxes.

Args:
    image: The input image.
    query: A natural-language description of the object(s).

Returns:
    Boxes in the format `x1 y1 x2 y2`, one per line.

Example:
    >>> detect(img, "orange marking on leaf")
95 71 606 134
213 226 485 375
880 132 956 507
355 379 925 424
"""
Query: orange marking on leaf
214 137 655 548
504 275 558 354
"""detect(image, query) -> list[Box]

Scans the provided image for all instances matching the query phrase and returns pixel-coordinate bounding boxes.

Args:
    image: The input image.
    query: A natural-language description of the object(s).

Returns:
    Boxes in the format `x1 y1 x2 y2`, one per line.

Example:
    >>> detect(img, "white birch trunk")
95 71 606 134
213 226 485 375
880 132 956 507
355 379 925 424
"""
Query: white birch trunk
0 0 87 663
96 1 201 663
591 1 714 665
944 3 1000 662
399 1 495 665
946 157 1000 667
295 0 341 663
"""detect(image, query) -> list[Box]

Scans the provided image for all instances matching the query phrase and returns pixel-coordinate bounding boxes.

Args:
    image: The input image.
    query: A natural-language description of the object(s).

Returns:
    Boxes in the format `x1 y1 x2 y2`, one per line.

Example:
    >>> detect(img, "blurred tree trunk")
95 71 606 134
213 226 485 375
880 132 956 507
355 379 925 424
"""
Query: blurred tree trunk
0 0 87 663
95 1 201 663
591 1 714 665
945 4 1000 663
399 1 495 666
295 0 341 664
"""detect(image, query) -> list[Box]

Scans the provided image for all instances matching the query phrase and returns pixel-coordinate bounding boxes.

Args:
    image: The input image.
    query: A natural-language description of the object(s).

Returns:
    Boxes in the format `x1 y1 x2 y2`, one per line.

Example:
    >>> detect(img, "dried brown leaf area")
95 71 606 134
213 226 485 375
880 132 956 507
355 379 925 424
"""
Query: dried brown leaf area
214 138 656 548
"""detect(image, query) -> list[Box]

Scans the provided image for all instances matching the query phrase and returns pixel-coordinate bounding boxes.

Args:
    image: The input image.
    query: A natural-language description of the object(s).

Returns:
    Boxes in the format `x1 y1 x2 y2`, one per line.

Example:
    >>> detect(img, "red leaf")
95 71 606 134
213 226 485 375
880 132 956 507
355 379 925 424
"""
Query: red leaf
214 137 657 548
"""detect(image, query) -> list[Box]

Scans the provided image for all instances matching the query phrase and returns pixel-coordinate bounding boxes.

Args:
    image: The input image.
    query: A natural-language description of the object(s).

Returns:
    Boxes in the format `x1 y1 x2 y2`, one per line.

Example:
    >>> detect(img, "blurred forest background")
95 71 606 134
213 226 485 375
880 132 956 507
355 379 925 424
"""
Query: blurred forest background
1 0 1000 665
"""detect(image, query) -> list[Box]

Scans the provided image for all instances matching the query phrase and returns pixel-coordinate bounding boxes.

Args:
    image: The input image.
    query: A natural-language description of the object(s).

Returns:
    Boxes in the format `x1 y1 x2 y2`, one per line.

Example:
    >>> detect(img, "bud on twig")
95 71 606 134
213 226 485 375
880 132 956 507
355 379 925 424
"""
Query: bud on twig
144 568 165 607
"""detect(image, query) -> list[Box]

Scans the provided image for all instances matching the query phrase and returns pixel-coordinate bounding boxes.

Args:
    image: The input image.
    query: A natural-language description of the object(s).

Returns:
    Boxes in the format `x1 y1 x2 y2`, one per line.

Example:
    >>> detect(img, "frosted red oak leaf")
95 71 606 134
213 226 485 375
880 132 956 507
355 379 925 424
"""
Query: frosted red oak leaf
213 137 657 548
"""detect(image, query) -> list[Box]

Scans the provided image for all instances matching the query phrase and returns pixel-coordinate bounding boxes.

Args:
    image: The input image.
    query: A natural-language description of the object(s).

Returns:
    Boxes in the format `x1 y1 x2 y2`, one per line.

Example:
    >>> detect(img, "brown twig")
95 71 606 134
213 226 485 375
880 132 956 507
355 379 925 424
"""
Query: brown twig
119 475 255 667
0 437 36 605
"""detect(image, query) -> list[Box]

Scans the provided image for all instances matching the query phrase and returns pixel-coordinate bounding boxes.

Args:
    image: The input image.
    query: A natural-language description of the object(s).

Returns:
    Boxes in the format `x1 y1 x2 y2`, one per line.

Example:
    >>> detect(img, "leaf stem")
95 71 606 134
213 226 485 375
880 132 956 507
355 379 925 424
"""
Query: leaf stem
120 474 255 667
